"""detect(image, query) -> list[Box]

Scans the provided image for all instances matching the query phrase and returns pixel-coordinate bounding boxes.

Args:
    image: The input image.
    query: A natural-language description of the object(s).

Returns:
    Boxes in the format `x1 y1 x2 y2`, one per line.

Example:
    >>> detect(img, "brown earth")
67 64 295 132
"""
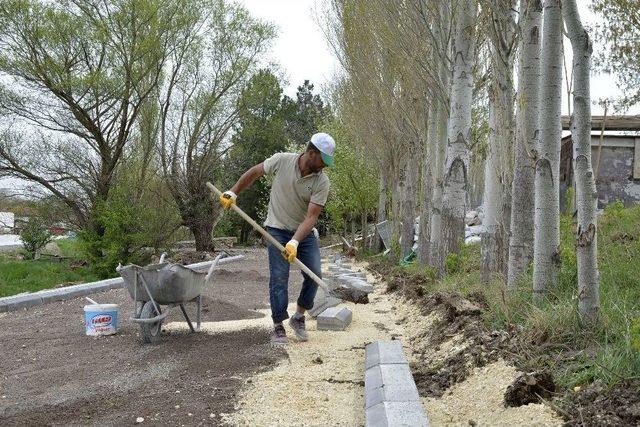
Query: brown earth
0 248 308 426
561 379 640 426
370 259 520 399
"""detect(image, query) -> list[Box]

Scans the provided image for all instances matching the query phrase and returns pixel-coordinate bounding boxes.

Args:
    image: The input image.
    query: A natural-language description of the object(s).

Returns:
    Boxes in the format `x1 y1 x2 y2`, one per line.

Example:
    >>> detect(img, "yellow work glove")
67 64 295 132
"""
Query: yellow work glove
219 190 237 210
282 239 299 263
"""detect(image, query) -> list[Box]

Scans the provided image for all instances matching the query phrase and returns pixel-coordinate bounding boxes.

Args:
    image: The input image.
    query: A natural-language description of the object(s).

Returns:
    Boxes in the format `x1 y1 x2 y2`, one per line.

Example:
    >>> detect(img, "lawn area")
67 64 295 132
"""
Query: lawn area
0 239 101 298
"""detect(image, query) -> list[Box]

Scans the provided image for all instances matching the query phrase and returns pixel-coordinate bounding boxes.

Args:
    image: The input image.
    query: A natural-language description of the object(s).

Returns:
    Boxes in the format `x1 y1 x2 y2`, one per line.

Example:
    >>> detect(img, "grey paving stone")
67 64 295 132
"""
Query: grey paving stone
365 365 420 409
342 277 374 293
365 401 429 427
309 286 342 318
365 341 407 369
365 363 415 391
317 306 352 331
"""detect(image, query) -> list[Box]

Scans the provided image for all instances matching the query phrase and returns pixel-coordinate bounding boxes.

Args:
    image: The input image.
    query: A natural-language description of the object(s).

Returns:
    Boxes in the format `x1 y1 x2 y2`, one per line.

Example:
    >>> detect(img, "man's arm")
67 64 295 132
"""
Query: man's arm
282 202 323 263
230 163 265 195
292 202 323 242
220 163 265 210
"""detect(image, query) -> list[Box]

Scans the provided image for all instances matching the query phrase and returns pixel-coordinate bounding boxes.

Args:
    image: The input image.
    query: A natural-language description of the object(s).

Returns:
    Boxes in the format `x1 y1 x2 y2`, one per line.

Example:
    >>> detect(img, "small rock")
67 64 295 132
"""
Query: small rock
174 405 180 409
187 413 193 417
209 413 215 419
312 356 323 364
136 417 144 424
468 420 477 426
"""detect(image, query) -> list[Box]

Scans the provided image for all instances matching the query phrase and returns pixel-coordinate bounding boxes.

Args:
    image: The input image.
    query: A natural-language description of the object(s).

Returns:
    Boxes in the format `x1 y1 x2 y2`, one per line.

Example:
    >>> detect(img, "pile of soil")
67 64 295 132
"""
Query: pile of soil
369 260 519 398
199 297 265 321
169 250 237 266
561 379 640 426
404 291 518 397
504 370 556 407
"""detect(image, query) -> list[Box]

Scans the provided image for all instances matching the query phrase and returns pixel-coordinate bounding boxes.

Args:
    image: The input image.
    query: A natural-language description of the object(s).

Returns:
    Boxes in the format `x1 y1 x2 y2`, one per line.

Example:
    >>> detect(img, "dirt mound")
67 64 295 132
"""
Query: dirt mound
562 379 640 426
212 268 268 283
367 255 525 398
169 250 236 265
381 269 432 300
199 297 264 321
504 370 556 407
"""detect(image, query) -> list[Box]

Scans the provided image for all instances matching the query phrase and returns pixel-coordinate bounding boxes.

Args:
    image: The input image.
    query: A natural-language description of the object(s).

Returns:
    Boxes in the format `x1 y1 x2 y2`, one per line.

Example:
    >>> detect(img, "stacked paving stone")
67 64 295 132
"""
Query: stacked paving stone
365 341 429 427
310 255 375 330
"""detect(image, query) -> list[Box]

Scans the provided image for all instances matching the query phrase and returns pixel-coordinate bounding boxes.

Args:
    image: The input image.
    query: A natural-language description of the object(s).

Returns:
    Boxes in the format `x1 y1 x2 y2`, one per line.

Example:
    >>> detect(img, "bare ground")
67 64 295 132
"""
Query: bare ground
0 248 292 426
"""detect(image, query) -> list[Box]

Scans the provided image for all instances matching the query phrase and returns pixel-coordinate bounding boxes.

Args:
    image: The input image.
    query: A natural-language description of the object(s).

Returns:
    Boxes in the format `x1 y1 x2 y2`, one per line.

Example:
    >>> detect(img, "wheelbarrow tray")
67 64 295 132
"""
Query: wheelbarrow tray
119 262 208 305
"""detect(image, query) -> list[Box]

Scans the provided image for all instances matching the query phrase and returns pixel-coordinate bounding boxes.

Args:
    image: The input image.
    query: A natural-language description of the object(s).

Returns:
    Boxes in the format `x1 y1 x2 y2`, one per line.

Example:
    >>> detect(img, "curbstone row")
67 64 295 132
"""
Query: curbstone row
365 341 429 427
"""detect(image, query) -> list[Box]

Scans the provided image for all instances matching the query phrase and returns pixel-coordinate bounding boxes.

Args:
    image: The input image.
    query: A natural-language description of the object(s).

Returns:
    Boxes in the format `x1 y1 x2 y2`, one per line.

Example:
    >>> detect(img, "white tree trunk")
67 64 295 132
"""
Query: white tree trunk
392 150 406 259
374 161 389 252
563 0 600 324
533 0 563 298
440 0 477 264
418 109 437 265
429 99 448 275
507 0 542 288
401 139 420 258
428 3 451 276
482 0 517 283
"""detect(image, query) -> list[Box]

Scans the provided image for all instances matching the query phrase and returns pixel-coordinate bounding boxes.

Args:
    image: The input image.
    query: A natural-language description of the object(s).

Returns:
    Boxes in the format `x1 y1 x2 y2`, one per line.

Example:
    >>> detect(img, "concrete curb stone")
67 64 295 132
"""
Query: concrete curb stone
364 341 429 427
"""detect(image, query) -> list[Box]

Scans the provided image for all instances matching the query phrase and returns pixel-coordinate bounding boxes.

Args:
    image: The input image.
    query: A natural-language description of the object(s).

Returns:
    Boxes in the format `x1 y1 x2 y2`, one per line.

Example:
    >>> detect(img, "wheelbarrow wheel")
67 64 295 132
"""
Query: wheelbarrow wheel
140 301 163 344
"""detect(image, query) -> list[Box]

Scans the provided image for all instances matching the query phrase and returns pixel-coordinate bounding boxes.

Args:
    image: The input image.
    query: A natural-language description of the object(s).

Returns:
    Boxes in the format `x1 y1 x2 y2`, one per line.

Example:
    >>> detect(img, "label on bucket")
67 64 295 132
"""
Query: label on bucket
84 304 118 336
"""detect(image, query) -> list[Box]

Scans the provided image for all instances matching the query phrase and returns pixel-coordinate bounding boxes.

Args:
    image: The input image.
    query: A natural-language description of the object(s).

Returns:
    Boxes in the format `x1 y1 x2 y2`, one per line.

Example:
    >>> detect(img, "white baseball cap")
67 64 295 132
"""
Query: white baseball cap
310 132 336 167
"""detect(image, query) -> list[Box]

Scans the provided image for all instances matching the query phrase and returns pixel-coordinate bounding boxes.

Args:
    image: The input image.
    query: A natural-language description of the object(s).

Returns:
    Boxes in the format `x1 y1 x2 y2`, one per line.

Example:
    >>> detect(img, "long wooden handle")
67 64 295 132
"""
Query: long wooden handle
207 182 329 293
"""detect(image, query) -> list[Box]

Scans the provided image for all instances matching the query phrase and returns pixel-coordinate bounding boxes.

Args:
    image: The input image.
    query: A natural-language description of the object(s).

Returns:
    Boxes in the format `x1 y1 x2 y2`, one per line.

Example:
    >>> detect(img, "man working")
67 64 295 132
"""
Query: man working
219 132 335 344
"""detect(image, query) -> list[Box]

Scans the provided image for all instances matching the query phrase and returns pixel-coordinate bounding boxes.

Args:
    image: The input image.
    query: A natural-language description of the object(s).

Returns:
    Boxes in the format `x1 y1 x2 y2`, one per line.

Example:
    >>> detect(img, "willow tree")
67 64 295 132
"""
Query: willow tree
0 0 190 235
563 0 599 324
533 0 563 298
157 0 275 251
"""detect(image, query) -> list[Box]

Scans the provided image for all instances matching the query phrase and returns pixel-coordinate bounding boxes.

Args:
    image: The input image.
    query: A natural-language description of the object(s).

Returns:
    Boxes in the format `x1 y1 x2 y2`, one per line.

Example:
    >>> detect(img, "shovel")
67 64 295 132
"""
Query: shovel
207 182 369 304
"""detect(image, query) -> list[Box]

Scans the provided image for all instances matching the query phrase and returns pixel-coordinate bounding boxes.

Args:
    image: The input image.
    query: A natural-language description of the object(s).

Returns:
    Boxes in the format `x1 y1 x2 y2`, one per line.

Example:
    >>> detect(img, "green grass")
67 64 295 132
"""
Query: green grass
0 239 100 297
372 202 640 388
54 238 85 259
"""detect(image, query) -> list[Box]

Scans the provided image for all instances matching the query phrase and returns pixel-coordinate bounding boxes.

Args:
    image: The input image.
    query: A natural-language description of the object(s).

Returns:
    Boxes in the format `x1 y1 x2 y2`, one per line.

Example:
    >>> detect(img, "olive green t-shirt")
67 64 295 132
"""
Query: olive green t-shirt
262 152 330 231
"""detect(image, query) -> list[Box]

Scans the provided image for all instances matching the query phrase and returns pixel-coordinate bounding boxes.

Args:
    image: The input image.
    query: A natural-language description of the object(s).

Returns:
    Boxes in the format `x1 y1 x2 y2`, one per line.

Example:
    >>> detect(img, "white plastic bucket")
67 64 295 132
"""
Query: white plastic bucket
84 303 119 336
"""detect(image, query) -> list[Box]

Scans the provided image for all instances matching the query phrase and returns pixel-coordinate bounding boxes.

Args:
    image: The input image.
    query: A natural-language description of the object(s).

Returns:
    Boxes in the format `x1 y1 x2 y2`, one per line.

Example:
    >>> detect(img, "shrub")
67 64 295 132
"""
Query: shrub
19 217 52 260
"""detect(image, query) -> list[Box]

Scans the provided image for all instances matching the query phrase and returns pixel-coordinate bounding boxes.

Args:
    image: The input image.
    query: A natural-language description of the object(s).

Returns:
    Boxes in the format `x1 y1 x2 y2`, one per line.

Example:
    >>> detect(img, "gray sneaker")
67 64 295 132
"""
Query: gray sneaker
271 324 288 345
288 315 309 342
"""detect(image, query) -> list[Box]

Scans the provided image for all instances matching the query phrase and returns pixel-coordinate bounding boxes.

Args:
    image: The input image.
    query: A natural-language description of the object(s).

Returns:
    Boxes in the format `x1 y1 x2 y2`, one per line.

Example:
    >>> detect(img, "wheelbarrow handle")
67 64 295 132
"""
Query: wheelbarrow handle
206 182 330 294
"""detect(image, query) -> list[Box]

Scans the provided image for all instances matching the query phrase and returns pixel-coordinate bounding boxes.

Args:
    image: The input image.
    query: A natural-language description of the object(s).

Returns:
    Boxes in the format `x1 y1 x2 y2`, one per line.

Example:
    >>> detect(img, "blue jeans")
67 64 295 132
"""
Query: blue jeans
266 227 321 323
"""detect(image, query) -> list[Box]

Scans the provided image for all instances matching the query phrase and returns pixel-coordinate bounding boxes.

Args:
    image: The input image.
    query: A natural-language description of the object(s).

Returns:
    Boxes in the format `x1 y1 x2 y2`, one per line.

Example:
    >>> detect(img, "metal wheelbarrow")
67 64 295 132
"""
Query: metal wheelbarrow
116 254 222 343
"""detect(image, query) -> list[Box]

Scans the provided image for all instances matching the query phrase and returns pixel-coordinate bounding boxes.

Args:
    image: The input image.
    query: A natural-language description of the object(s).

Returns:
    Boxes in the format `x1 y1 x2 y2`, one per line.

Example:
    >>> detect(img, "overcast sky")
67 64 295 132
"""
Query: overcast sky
237 0 338 98
239 0 635 116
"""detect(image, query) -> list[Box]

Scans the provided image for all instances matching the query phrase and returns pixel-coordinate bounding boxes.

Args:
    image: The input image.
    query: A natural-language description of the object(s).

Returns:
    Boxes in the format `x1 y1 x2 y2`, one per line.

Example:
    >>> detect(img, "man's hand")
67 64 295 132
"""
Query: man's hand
219 190 237 210
282 239 298 263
